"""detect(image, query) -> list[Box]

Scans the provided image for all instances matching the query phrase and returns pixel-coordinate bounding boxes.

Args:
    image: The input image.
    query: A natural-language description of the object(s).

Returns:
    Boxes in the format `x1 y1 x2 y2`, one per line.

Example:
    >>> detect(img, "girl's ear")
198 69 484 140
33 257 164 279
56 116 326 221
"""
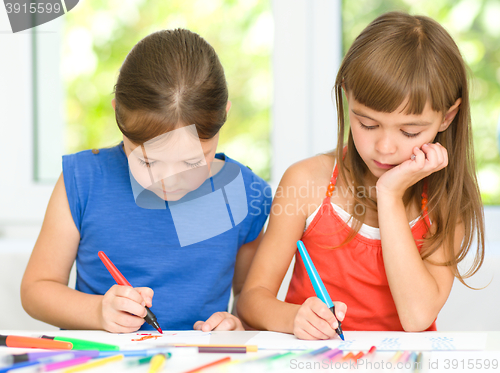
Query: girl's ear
439 98 461 132
111 98 116 111
226 100 232 114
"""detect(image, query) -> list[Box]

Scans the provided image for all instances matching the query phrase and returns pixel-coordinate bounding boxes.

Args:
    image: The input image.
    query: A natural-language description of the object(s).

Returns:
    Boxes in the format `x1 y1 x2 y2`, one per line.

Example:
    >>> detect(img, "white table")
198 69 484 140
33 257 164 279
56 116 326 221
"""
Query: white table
1 330 500 373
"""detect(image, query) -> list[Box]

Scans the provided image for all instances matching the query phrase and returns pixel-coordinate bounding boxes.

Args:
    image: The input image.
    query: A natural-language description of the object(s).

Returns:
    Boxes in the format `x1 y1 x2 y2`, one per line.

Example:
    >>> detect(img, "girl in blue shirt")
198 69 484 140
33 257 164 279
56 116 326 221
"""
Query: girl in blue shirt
21 29 271 333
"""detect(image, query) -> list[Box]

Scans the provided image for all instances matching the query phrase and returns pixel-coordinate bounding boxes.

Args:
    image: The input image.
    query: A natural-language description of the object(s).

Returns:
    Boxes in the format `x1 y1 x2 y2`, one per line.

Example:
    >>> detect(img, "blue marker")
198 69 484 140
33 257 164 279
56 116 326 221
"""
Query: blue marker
297 240 345 340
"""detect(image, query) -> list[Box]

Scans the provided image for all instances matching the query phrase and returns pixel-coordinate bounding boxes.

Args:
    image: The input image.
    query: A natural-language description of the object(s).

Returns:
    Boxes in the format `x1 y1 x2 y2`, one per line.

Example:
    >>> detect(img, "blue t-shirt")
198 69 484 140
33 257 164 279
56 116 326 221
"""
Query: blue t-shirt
63 143 271 330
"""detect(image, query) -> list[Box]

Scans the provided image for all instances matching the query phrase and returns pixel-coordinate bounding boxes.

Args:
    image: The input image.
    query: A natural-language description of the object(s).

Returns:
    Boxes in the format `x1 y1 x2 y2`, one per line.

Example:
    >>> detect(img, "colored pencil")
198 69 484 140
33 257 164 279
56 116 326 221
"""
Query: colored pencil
197 347 248 354
0 353 79 373
148 353 166 373
414 352 423 373
39 335 119 351
306 346 332 356
126 353 171 367
325 348 343 360
183 356 231 373
0 335 72 350
390 350 403 362
42 356 93 372
342 352 355 361
62 354 124 373
172 344 258 352
353 351 364 360
398 350 411 362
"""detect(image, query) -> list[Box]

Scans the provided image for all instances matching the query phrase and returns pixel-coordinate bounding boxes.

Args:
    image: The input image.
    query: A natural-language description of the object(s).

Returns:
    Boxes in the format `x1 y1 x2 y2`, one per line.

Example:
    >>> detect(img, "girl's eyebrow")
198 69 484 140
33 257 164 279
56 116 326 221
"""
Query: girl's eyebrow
351 109 433 126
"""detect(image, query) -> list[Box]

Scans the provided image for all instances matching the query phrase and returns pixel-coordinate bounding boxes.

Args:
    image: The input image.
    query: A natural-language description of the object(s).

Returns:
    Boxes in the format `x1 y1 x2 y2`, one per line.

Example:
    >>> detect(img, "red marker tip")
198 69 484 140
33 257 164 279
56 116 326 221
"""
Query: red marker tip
158 327 163 334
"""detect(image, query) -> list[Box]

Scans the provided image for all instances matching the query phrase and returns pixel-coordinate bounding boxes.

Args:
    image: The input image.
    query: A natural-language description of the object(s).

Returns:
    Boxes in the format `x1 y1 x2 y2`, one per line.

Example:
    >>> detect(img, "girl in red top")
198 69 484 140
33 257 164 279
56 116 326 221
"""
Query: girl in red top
238 11 485 339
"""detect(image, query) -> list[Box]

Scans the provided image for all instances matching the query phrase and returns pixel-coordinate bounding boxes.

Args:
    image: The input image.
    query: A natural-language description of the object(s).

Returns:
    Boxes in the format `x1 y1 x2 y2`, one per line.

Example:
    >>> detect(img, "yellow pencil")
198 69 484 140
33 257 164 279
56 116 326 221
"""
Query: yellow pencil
148 353 167 373
62 354 124 373
390 351 403 362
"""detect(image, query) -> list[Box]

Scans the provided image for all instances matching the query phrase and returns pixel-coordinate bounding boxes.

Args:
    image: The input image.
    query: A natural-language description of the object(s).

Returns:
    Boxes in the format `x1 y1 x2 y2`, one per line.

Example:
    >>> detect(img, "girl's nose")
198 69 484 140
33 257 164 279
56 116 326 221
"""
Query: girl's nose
160 172 179 190
155 163 181 185
375 134 396 154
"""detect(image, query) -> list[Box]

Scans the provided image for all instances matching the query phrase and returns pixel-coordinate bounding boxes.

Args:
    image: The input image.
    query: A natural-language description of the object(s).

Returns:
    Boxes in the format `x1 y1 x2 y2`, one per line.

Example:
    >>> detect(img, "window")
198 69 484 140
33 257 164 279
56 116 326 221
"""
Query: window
0 15 61 236
62 0 273 180
343 0 500 204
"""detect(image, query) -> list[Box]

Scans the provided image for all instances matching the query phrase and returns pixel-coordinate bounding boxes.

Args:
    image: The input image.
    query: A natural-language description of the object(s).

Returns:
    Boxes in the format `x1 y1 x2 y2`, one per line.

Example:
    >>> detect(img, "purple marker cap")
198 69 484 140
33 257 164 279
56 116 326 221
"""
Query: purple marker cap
10 350 99 364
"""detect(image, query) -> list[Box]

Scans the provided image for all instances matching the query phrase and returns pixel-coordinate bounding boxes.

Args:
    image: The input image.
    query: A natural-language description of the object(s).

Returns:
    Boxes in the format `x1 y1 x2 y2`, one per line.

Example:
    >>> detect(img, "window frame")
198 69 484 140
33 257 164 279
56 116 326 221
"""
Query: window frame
0 12 62 236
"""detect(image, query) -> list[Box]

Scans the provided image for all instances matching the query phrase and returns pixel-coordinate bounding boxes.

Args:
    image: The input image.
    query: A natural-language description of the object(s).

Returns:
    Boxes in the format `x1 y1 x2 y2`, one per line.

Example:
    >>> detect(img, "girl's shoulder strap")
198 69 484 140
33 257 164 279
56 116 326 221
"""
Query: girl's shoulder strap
421 179 431 227
325 159 338 200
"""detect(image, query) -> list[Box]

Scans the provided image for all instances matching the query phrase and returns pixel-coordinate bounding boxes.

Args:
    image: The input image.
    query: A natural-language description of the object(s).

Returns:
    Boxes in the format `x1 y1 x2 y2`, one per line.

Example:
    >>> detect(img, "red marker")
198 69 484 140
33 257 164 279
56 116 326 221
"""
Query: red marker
98 251 163 334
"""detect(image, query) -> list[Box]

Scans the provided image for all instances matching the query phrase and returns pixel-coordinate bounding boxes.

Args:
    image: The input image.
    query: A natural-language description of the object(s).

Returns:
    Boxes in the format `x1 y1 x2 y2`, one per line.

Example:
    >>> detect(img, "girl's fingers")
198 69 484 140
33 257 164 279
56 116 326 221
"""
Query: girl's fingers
111 285 146 305
296 319 332 340
422 143 439 166
212 316 244 331
298 298 339 339
102 307 145 333
193 320 204 330
135 287 154 307
114 311 145 329
413 146 426 167
195 312 244 332
421 143 447 170
311 303 339 330
295 326 323 340
333 301 347 321
112 295 148 317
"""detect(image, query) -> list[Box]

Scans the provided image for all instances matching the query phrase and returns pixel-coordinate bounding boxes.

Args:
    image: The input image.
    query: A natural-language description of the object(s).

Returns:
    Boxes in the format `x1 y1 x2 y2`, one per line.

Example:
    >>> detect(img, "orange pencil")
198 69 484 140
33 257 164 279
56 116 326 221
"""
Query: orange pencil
0 335 73 350
183 356 231 373
342 352 355 361
353 351 364 360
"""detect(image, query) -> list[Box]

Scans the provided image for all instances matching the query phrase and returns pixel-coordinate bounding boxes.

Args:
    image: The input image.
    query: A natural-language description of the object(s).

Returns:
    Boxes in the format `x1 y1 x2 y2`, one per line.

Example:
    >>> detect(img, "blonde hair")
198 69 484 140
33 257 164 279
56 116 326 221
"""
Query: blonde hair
333 11 484 286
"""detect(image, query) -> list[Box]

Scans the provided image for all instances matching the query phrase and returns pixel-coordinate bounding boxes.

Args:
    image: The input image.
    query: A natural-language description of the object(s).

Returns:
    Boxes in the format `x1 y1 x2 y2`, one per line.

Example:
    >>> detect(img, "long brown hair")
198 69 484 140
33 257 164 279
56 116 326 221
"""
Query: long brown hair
114 29 228 143
333 11 484 286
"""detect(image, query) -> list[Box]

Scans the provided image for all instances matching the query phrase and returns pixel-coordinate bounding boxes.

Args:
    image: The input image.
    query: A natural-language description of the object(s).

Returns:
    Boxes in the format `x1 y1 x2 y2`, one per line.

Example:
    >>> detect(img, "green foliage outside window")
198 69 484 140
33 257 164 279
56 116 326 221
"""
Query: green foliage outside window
64 1 499 202
343 0 500 204
63 0 272 181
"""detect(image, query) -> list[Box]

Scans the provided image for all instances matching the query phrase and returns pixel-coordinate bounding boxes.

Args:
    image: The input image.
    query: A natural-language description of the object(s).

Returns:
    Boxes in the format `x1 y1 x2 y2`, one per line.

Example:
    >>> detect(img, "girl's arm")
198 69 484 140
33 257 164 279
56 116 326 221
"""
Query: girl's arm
378 197 462 331
21 173 151 332
237 158 344 339
231 230 264 314
377 143 461 331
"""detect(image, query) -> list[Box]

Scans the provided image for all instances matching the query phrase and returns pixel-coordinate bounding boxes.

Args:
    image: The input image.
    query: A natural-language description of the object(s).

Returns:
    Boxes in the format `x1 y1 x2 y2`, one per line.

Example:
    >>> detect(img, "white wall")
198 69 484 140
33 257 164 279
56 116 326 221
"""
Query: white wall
271 0 341 185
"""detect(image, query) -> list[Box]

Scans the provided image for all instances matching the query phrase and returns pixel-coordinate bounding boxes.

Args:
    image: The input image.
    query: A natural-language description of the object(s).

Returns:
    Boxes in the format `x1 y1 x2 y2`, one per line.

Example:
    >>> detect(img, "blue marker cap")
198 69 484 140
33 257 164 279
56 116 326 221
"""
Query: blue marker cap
296 240 344 340
296 240 334 307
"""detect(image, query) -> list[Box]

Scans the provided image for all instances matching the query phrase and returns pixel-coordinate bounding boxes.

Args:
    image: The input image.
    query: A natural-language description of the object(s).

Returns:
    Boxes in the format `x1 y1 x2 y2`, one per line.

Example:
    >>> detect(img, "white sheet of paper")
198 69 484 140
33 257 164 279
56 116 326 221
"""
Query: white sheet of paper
246 331 488 351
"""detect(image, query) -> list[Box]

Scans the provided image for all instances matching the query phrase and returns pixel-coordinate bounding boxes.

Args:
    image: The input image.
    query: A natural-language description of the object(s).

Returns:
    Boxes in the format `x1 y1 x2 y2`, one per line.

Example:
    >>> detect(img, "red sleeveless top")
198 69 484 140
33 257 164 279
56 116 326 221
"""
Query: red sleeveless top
285 164 437 331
